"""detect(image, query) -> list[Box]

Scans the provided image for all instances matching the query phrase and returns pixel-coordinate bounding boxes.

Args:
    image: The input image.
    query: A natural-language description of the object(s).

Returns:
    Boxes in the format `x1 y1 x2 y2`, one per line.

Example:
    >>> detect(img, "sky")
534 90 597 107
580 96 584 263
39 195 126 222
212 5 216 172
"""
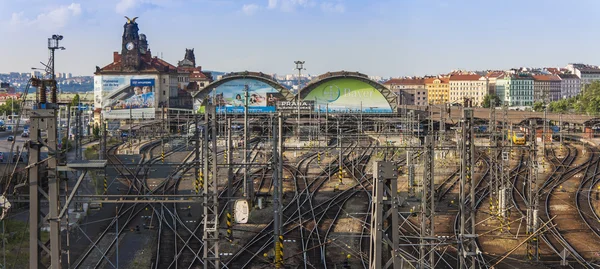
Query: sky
0 0 599 78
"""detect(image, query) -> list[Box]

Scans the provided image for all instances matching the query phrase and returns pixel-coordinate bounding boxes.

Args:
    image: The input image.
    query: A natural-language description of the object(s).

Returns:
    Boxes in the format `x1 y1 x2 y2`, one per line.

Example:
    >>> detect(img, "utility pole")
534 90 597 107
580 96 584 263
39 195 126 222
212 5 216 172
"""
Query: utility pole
29 77 60 269
294 61 305 136
75 107 81 160
489 100 497 217
420 136 435 268
459 106 478 269
500 102 509 220
227 118 233 213
28 34 64 269
129 106 133 150
161 106 165 163
337 119 342 184
527 120 539 261
243 85 252 202
203 105 220 268
369 161 400 269
273 113 284 268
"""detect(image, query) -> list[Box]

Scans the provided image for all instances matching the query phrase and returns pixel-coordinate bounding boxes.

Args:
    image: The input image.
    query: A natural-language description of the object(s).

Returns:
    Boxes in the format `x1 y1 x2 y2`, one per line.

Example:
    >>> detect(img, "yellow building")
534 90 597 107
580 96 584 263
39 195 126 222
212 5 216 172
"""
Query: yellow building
425 77 449 104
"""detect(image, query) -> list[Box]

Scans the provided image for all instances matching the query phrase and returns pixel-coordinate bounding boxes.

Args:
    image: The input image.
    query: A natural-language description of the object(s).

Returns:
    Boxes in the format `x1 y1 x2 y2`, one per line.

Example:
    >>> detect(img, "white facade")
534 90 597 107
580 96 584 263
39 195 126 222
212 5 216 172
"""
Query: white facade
566 63 600 86
449 76 488 106
558 74 581 99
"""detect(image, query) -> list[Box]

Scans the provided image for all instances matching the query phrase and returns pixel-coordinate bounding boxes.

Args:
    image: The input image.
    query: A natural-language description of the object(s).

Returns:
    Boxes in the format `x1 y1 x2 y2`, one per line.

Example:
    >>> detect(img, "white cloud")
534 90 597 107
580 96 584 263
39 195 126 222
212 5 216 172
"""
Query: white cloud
116 0 138 14
267 0 278 9
265 0 341 12
321 2 344 13
9 3 82 31
242 3 260 15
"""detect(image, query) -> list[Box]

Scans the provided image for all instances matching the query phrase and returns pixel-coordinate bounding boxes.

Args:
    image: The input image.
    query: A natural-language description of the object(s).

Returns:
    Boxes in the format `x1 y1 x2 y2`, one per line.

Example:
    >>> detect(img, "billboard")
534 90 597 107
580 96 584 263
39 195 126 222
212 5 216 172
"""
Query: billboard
303 78 392 113
201 78 284 113
96 75 157 119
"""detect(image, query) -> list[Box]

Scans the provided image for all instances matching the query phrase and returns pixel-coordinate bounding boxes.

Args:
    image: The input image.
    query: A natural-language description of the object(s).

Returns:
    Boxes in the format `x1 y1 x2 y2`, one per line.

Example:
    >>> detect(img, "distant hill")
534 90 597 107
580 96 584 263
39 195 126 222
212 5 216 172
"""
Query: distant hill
204 70 226 79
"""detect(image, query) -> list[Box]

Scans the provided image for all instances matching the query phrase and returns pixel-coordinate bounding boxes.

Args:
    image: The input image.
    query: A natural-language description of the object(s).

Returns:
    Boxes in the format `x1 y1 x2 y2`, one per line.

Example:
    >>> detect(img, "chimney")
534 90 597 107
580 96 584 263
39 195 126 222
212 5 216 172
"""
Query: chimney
113 52 121 62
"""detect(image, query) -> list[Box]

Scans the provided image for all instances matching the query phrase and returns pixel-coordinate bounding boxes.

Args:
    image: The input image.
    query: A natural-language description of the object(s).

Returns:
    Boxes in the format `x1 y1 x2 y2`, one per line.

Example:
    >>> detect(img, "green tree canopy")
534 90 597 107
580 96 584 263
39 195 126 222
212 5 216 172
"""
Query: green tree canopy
0 98 21 116
532 101 545 112
545 81 600 115
70 93 80 107
482 94 501 108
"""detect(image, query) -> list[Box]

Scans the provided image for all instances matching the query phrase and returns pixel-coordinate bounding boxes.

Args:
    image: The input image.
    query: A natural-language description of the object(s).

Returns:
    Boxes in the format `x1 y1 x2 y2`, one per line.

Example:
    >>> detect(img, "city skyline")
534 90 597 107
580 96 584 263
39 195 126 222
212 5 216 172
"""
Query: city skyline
1 0 600 77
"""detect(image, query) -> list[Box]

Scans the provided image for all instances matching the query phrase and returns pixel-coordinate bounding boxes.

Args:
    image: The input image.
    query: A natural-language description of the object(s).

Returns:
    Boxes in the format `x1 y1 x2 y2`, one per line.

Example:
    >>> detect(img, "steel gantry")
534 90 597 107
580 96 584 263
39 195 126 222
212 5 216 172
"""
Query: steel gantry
369 161 401 269
458 107 479 269
203 105 220 268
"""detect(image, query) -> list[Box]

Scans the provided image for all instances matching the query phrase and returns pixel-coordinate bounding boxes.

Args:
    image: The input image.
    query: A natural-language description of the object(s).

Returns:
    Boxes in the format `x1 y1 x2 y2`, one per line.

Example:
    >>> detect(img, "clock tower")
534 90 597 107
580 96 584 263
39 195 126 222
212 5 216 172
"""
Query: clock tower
121 16 141 71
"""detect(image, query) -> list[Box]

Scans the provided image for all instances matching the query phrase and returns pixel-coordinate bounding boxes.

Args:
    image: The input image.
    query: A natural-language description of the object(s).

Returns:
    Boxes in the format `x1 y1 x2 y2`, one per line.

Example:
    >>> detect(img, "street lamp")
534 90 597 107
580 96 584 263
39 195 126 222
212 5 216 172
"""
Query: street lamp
294 61 305 137
47 34 65 99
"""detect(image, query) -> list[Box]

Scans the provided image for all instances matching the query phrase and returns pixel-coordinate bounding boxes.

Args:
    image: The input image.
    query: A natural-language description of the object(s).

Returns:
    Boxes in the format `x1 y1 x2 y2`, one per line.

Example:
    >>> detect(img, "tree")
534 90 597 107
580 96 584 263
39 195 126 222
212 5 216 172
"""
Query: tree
482 94 501 108
0 98 21 116
70 93 80 107
532 101 545 112
92 124 100 139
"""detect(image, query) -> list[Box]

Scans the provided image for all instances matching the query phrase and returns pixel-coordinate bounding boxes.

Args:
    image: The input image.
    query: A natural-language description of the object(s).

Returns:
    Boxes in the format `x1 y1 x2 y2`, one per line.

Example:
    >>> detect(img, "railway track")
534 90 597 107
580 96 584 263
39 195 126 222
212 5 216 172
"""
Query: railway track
73 138 190 268
226 135 377 268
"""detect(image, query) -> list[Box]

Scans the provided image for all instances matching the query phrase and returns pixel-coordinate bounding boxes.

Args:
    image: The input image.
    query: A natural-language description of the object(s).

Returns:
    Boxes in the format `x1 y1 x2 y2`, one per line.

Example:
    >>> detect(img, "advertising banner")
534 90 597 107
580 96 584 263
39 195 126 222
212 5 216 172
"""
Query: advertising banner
204 78 284 113
303 78 392 113
276 100 314 112
98 75 157 119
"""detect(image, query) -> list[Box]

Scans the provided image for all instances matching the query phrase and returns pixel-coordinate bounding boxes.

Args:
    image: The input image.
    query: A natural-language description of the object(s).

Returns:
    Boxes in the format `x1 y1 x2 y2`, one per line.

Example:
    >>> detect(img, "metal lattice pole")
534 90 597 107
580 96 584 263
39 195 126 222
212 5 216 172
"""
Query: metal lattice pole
203 105 220 268
459 107 477 269
527 120 539 261
420 136 435 268
273 113 283 267
369 161 400 269
29 79 60 269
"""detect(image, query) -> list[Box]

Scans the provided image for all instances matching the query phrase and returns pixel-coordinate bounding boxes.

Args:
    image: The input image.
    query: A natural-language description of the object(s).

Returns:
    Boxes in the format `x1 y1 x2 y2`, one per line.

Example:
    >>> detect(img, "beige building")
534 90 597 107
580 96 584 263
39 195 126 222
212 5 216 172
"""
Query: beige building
383 78 427 106
425 77 449 105
449 74 488 106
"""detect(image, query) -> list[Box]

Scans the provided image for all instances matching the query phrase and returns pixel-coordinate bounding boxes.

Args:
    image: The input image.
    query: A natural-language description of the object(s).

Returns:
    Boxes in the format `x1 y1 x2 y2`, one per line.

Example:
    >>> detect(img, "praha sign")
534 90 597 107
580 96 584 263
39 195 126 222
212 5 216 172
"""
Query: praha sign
276 100 315 112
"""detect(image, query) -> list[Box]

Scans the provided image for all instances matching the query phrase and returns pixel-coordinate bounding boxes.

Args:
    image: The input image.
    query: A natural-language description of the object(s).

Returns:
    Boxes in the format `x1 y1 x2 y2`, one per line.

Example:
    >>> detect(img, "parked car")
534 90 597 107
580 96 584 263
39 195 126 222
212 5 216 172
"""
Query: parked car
7 136 14 141
21 132 29 138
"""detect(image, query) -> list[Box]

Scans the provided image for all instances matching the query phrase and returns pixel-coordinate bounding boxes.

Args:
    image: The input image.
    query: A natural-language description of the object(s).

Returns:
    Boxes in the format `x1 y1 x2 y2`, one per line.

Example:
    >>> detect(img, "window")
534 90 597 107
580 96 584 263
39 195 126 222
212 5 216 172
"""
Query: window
163 91 166 95
163 79 166 83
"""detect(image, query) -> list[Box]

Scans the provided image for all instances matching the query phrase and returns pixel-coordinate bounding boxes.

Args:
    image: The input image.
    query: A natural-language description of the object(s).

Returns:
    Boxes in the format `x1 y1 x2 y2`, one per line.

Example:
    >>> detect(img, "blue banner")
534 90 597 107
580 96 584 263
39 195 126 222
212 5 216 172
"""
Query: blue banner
216 106 276 113
131 79 155 86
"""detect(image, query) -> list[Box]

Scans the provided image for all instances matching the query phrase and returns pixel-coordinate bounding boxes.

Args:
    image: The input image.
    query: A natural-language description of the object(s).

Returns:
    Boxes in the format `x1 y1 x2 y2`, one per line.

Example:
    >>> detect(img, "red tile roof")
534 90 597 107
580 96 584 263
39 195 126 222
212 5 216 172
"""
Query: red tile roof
485 71 504 78
533 74 561 81
449 74 483 81
545 68 561 75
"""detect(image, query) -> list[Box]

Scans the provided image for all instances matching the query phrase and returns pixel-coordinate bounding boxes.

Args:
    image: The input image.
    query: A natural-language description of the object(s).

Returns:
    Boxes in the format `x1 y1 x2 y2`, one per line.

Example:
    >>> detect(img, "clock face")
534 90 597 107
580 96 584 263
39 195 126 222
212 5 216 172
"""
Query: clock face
126 42 135 51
